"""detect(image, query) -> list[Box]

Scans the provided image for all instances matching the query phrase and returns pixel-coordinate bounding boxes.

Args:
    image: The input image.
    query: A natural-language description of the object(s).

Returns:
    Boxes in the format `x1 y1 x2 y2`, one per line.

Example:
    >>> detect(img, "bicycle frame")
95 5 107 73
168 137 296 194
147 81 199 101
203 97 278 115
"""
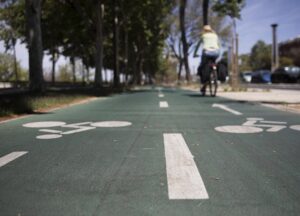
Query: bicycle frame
207 59 218 97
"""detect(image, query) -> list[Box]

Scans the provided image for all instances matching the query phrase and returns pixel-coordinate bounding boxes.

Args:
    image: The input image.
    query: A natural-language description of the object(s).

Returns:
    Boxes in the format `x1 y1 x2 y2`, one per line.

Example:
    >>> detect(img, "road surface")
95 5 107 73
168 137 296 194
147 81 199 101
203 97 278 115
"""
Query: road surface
0 87 299 216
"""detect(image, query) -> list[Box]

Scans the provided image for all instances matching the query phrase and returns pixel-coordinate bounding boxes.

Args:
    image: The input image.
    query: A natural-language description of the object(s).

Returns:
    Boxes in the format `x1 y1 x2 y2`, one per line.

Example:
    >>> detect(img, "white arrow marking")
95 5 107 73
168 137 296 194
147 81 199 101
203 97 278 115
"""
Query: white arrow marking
212 103 242 115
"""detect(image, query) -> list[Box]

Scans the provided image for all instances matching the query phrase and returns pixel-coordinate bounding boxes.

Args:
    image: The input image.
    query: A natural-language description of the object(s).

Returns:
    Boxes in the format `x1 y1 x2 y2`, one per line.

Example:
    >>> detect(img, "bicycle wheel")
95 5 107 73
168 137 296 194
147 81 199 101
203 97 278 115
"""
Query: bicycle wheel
209 68 218 97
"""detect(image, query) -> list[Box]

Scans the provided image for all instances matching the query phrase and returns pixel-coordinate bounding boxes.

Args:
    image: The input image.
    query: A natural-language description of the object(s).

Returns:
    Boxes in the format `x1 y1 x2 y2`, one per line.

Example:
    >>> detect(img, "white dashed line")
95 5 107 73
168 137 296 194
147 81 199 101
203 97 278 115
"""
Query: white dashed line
158 94 164 98
163 133 209 200
0 152 28 168
160 101 169 108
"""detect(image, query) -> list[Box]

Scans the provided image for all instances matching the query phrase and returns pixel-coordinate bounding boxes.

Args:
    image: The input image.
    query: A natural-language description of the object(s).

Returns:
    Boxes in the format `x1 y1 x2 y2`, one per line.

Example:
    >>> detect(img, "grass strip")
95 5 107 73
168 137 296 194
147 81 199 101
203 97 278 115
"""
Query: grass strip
0 93 93 118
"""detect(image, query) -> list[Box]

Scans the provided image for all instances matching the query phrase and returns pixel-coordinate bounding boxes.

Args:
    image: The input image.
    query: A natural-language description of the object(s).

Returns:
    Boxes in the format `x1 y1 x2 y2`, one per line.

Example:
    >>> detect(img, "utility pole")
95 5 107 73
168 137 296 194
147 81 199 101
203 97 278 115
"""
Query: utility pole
271 24 279 72
230 19 239 90
235 33 239 86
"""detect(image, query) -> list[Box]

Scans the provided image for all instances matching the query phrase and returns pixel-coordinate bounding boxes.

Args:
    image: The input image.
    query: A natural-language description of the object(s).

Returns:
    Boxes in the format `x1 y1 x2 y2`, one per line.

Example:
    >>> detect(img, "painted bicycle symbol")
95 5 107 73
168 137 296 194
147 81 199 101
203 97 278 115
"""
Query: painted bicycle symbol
215 118 300 134
23 121 132 139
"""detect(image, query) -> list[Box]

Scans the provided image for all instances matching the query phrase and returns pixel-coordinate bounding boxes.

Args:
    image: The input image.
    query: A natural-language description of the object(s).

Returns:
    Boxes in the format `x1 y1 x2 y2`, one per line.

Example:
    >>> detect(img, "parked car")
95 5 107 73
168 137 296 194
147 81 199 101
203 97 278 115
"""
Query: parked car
240 71 252 83
251 70 271 83
271 66 300 83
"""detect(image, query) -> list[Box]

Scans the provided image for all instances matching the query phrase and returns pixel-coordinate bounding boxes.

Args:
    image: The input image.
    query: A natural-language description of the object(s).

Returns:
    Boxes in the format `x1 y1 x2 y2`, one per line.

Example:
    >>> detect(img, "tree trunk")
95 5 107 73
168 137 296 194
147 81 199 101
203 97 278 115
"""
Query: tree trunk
81 59 85 84
71 57 76 83
12 39 18 84
25 0 44 92
104 68 107 83
86 65 90 84
51 50 57 84
132 53 140 85
113 0 120 87
136 56 143 85
178 60 183 82
124 29 129 85
94 0 103 87
179 0 190 82
203 0 209 25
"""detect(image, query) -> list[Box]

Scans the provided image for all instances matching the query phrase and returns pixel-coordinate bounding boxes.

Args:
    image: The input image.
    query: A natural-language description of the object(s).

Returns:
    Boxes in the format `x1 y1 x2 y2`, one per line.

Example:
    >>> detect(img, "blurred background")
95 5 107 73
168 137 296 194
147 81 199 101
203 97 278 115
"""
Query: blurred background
0 0 299 91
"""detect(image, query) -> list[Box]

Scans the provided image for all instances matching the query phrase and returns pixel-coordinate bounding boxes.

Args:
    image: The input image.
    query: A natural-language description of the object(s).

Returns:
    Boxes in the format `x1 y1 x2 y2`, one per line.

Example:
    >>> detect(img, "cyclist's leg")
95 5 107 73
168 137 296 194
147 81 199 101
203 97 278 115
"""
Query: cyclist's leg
200 52 209 95
201 83 207 96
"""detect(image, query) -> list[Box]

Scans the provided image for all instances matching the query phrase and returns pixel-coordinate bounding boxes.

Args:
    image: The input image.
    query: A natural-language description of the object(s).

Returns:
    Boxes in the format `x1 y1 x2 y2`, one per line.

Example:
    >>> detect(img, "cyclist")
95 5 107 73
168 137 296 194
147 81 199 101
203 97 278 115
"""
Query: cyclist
193 25 221 96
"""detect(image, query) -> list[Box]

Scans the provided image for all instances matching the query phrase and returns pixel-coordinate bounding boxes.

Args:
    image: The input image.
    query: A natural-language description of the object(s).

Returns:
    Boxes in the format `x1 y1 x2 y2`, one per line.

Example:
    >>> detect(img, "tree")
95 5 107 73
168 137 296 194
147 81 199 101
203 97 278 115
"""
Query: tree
0 1 26 83
115 0 172 85
1 0 173 88
157 54 178 83
95 0 104 87
25 0 44 92
239 54 251 72
203 0 209 25
113 0 120 87
41 0 65 84
167 0 231 83
212 0 245 89
179 0 191 82
0 52 15 81
213 0 245 19
57 64 73 82
249 40 271 70
58 0 105 86
279 57 293 67
167 0 197 82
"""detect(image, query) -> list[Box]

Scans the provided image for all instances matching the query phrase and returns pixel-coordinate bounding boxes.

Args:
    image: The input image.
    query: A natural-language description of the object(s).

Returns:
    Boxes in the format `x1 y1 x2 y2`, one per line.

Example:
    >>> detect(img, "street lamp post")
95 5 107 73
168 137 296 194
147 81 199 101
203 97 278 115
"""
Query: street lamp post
271 24 279 72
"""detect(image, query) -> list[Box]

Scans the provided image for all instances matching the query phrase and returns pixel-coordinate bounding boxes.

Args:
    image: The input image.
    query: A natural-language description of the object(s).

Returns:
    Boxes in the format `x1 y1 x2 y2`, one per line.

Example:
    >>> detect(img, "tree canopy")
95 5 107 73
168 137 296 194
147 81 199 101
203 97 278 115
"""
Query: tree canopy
249 40 271 71
0 0 246 91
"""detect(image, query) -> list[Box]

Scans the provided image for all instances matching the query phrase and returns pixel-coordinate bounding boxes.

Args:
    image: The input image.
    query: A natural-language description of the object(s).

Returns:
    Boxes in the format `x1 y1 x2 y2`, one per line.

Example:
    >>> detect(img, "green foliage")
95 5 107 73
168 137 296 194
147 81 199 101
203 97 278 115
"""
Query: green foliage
167 0 231 81
0 1 25 51
0 52 26 81
280 56 294 67
239 53 252 72
29 94 89 111
17 67 28 81
57 64 73 82
0 0 173 85
249 40 271 70
0 52 14 81
156 56 178 83
0 93 90 117
212 0 245 19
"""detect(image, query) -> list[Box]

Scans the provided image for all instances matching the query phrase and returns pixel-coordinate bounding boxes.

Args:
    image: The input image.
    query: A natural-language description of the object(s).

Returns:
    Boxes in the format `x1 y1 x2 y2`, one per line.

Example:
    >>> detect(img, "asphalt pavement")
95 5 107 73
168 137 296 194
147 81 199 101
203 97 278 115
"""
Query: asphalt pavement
0 86 299 216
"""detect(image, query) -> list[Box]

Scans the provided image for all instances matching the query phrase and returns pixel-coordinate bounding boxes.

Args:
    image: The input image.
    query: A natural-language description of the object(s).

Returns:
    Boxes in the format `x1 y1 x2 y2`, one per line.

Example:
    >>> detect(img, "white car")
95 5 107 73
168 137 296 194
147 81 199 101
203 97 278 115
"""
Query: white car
241 71 252 83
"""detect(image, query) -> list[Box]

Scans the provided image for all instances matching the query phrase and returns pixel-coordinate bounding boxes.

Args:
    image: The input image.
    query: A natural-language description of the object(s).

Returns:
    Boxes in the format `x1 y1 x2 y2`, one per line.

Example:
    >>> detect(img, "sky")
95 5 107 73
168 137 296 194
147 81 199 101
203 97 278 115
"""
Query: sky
1 0 300 73
237 0 300 54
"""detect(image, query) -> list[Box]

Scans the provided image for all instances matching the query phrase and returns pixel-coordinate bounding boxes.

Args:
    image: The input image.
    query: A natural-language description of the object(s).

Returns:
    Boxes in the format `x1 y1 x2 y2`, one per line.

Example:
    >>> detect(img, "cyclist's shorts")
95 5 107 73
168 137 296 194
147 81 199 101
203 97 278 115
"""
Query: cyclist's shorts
203 49 219 58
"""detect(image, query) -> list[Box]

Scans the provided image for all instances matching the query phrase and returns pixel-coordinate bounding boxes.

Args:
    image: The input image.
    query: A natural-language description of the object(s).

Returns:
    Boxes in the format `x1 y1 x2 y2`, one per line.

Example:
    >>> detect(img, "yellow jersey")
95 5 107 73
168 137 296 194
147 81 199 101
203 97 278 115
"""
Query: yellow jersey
201 32 219 50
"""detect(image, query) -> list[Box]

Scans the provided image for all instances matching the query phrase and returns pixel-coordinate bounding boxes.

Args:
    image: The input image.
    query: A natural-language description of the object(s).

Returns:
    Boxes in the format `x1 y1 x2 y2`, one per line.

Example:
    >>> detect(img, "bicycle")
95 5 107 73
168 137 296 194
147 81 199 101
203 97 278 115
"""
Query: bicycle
201 57 218 97
23 121 132 139
207 59 218 97
215 117 300 134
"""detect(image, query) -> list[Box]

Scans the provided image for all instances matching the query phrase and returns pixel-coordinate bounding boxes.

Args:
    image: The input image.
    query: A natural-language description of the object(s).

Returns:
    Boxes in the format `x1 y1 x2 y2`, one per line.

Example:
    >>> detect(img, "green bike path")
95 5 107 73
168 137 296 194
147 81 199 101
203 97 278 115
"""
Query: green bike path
0 87 299 215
